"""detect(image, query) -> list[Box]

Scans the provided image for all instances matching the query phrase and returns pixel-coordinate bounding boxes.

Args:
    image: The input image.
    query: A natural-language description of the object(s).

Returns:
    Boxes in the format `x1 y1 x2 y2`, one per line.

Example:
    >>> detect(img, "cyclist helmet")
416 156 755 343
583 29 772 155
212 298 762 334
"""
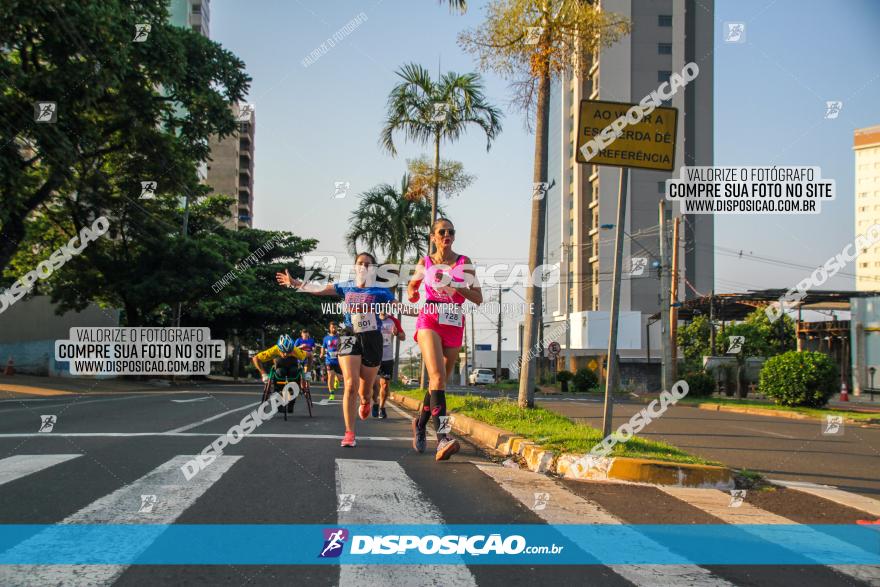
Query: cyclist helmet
277 334 295 353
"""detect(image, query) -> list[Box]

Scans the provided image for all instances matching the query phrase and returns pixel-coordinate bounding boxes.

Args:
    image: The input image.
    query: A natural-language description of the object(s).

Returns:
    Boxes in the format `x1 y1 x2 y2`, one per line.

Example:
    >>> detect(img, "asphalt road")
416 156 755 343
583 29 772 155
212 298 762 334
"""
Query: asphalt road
0 381 876 586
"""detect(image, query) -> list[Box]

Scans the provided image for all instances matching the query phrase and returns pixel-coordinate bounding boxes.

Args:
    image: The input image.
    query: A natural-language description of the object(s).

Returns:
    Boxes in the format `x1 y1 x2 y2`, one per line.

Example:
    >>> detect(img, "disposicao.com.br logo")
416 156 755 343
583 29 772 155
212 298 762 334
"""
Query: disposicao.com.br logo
319 528 563 557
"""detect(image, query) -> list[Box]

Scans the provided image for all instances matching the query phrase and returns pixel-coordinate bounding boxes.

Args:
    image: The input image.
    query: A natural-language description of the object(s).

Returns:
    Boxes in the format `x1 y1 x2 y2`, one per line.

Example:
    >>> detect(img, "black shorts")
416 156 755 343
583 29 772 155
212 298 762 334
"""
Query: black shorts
378 359 394 380
336 330 383 368
326 362 342 375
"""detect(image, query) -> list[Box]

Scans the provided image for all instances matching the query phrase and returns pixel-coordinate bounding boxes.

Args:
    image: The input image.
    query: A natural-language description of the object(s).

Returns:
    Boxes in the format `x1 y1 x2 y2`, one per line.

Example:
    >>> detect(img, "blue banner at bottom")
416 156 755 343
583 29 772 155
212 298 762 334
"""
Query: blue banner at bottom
0 524 877 565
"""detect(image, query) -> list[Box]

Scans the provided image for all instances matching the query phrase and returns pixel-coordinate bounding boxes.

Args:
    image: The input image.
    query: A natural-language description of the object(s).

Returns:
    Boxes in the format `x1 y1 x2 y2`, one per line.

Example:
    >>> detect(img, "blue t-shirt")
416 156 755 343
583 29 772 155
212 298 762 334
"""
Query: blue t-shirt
294 337 315 353
322 334 339 364
333 281 395 331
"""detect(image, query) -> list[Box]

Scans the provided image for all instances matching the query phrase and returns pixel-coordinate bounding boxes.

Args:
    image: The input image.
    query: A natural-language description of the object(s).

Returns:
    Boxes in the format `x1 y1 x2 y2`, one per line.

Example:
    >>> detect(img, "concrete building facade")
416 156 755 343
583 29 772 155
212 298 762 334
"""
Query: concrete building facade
544 0 714 367
855 125 880 290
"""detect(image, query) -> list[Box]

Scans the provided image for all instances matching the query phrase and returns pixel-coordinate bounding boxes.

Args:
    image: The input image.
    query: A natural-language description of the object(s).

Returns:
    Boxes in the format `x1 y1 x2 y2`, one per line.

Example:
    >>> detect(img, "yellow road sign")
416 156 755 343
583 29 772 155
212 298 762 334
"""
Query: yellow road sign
576 99 678 171
588 359 598 371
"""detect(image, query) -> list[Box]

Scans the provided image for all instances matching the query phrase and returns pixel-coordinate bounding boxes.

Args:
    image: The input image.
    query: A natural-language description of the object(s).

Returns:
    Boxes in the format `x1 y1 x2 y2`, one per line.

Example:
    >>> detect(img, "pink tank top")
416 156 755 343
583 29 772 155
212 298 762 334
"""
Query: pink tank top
424 254 469 305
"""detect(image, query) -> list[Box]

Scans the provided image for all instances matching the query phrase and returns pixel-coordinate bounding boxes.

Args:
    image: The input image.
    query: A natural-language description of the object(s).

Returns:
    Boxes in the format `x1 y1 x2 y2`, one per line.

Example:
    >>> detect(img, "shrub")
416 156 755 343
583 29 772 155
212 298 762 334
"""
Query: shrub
557 370 574 392
572 368 599 392
681 370 715 397
759 351 838 407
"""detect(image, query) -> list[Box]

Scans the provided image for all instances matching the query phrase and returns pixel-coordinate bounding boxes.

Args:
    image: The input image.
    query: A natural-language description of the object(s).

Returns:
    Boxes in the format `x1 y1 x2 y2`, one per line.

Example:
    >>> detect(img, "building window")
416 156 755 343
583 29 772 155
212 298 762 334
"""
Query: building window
658 70 672 83
658 14 672 27
658 181 666 193
192 4 201 13
658 43 672 55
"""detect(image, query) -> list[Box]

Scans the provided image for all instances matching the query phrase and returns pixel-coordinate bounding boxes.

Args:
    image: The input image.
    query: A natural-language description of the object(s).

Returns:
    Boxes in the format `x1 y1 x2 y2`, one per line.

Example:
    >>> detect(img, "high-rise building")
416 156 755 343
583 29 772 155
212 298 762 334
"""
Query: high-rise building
855 124 880 290
544 0 714 362
169 0 254 230
206 103 255 230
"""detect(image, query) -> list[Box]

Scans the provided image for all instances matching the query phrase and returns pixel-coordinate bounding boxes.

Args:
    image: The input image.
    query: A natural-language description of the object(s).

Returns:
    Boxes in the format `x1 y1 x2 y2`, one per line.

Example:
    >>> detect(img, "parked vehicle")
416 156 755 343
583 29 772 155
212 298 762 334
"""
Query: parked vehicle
469 368 496 385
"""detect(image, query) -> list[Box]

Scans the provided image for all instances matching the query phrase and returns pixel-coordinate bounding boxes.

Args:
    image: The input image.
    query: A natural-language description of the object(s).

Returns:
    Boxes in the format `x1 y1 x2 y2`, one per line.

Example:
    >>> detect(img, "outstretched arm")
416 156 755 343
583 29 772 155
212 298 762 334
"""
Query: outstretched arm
276 269 337 295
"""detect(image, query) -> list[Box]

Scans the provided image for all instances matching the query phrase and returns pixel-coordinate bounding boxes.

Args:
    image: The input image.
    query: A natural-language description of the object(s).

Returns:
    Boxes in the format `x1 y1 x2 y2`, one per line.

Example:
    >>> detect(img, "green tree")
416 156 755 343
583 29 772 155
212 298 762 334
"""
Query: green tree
439 0 468 13
379 63 502 231
677 315 712 371
0 0 250 272
345 174 436 264
459 0 630 408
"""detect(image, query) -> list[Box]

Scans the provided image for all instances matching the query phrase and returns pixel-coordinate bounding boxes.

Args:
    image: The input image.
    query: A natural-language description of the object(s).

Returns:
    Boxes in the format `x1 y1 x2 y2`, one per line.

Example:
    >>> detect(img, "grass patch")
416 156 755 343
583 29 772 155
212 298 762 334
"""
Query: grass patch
393 387 716 466
679 397 880 422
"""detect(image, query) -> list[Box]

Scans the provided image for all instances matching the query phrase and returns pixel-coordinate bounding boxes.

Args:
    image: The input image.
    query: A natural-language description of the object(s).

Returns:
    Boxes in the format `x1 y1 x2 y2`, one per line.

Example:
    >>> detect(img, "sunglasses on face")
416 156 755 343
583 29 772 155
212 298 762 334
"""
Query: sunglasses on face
437 229 455 237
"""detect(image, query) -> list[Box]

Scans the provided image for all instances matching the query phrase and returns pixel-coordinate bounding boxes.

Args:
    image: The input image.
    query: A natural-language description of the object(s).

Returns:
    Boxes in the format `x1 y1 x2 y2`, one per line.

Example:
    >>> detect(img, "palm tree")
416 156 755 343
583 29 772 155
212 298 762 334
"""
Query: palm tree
459 1 630 408
379 63 502 231
439 0 468 12
345 174 435 265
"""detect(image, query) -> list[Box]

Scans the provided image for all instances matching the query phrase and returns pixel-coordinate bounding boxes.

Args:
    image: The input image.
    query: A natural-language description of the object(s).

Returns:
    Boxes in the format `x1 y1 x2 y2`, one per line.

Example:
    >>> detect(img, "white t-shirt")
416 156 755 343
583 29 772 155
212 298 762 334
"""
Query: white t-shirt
380 318 396 362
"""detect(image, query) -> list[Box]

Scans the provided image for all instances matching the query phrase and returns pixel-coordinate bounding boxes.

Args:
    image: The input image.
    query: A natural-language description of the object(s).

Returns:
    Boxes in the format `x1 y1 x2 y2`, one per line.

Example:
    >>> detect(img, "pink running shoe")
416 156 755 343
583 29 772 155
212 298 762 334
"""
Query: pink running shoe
358 400 371 420
340 431 356 447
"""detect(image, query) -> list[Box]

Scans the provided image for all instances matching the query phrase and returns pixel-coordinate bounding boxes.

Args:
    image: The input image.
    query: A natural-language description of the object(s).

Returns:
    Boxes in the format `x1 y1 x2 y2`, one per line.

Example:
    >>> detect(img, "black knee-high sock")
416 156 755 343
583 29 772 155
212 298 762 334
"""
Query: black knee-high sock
429 390 447 440
416 391 431 430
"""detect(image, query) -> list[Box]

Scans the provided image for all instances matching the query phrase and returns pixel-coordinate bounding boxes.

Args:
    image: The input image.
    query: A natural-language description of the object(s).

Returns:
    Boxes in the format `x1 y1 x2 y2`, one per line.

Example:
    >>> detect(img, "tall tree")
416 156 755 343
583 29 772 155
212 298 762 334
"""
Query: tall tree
379 63 501 232
0 0 250 272
345 174 435 264
459 0 629 408
405 156 475 202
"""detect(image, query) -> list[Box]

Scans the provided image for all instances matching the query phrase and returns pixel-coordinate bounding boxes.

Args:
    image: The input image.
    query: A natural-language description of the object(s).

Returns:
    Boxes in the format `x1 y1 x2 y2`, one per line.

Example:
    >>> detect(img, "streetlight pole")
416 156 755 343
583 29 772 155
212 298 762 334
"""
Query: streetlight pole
602 168 629 437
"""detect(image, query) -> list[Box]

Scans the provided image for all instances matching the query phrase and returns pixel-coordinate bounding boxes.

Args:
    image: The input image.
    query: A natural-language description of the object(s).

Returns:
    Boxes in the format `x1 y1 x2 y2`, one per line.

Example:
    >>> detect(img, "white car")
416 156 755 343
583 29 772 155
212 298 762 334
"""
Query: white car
469 369 496 385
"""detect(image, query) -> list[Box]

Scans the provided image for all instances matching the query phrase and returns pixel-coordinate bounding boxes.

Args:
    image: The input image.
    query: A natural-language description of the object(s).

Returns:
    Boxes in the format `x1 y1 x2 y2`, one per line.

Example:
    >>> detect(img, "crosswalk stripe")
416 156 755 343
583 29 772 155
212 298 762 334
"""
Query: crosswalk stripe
0 454 81 487
474 462 734 587
0 454 240 586
659 486 880 586
335 459 477 587
771 479 880 517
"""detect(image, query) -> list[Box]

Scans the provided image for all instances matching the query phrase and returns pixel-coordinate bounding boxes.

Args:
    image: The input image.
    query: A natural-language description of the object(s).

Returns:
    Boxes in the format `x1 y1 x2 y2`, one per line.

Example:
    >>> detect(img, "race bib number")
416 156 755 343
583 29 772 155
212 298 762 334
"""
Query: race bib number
352 313 377 333
439 307 462 327
337 336 356 356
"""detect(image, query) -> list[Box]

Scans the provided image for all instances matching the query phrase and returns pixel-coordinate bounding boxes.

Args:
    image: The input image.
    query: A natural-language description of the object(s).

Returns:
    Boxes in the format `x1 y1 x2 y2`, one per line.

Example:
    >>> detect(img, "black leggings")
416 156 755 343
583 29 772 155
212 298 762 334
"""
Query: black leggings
416 390 447 440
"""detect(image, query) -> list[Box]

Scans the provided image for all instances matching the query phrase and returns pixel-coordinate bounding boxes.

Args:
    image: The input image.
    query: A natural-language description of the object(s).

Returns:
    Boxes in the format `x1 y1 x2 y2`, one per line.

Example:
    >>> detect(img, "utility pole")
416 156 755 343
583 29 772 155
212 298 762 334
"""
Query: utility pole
659 200 672 392
471 311 476 379
462 315 469 385
709 290 716 355
602 168 629 437
670 217 680 381
496 286 503 382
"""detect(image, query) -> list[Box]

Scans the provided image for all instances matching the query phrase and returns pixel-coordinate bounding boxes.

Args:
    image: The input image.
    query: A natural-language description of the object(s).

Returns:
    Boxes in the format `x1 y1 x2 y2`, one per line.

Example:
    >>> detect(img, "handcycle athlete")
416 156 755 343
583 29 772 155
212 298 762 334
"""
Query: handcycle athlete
252 334 314 419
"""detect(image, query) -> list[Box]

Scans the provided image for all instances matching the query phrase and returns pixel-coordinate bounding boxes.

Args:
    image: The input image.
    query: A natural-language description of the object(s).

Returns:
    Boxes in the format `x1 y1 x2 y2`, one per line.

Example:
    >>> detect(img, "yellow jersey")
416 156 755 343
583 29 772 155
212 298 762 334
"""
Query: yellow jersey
254 345 307 365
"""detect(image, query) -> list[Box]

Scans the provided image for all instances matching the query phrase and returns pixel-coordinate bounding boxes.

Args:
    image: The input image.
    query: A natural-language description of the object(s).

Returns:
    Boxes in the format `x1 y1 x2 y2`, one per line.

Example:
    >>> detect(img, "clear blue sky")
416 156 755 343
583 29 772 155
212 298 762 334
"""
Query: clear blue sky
211 0 880 354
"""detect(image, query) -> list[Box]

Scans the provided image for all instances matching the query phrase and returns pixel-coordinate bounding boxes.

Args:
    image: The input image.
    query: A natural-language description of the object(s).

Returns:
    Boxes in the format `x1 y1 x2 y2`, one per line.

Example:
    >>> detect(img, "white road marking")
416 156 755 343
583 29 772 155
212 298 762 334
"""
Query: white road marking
0 393 190 413
0 432 411 441
660 486 880 585
739 426 798 439
170 396 212 403
0 454 81 486
165 402 260 433
0 455 240 586
386 401 412 419
771 479 880 517
336 459 477 587
474 462 735 587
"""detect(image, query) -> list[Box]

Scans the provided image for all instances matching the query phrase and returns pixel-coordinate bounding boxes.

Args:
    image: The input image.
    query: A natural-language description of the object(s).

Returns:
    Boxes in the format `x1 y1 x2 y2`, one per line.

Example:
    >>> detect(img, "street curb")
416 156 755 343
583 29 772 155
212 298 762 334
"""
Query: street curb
390 392 735 487
692 402 880 426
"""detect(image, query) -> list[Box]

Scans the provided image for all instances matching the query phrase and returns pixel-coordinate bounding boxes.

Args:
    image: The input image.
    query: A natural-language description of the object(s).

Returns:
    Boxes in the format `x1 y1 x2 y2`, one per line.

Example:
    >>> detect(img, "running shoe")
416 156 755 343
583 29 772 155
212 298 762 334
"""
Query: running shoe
435 437 460 461
412 418 426 453
359 400 371 420
379 407 387 419
371 403 379 418
340 431 356 447
328 393 335 401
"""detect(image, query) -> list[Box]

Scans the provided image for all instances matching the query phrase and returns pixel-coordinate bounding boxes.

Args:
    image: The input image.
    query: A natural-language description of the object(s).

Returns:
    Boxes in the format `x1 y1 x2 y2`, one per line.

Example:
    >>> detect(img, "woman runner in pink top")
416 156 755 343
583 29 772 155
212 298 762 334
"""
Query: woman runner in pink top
407 218 483 461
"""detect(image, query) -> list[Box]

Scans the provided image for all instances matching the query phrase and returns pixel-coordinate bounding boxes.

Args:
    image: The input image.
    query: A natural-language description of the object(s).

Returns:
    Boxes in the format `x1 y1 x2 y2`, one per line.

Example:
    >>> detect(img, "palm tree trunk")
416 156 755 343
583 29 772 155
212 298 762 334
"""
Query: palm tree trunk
432 130 441 227
517 69 551 409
